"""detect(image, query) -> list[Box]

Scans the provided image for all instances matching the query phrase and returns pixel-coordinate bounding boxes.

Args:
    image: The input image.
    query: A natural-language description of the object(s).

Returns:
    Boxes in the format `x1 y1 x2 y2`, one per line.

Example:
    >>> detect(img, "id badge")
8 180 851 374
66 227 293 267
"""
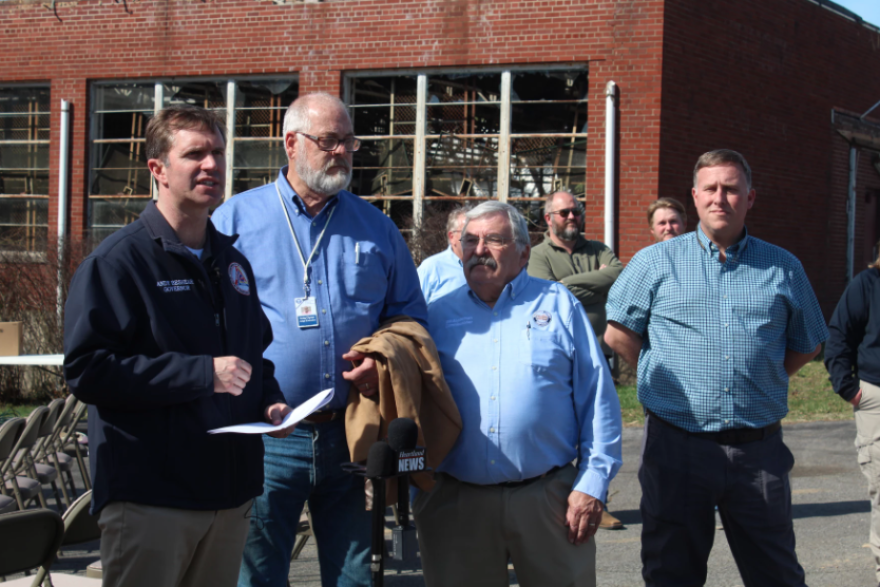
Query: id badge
295 297 319 329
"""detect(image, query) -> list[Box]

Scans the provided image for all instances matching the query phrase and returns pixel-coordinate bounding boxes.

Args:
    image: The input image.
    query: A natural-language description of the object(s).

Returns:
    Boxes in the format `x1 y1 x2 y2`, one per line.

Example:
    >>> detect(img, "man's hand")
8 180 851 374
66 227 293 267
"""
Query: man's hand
850 389 863 407
341 350 379 397
213 356 252 396
264 403 295 438
565 490 603 545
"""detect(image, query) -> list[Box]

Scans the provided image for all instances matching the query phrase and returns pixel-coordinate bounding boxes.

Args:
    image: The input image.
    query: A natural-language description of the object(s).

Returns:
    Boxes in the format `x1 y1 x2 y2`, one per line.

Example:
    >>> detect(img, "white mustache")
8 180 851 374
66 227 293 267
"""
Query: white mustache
467 256 497 270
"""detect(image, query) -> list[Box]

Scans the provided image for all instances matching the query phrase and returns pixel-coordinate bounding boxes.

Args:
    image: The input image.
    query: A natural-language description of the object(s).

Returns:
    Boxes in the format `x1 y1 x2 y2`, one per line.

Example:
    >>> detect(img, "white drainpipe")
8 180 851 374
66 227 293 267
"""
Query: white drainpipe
57 100 70 329
604 81 617 251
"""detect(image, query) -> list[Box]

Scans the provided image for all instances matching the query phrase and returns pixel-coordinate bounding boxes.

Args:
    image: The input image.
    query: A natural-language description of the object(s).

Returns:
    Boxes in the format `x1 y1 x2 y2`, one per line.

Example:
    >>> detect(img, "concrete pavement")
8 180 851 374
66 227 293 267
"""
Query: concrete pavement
5 420 872 586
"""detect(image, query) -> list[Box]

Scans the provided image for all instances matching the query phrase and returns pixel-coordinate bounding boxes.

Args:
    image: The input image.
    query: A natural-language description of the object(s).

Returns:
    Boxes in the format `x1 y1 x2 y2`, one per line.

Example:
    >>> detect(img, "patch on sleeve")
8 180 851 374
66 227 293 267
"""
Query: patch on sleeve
228 262 250 296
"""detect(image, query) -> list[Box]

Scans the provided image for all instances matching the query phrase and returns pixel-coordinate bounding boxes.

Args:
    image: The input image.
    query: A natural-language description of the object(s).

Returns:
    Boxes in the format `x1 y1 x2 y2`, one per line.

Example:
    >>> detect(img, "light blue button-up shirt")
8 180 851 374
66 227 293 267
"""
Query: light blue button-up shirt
417 246 466 304
211 168 427 410
428 270 622 500
606 226 828 433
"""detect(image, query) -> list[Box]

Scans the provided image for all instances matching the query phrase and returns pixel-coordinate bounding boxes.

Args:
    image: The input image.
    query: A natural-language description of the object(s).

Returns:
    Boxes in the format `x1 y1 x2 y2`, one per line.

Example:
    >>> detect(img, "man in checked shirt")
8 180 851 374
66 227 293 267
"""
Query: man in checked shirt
605 149 828 587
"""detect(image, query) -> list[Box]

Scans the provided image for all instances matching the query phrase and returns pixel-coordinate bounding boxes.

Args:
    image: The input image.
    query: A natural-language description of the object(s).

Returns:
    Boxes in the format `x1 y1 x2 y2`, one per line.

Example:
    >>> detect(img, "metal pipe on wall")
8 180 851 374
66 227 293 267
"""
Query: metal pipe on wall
847 144 858 282
604 81 617 251
57 99 70 328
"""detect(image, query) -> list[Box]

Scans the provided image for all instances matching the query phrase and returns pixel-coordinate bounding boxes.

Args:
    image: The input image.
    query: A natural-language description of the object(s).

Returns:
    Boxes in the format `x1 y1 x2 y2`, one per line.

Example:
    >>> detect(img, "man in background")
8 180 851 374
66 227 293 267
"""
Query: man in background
418 205 469 304
647 197 687 242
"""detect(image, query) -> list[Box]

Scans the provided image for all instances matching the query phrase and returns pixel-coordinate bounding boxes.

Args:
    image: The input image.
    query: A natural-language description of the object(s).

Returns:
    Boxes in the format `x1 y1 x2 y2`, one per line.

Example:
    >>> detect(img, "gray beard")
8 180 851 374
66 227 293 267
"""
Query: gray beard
551 222 580 242
295 152 352 196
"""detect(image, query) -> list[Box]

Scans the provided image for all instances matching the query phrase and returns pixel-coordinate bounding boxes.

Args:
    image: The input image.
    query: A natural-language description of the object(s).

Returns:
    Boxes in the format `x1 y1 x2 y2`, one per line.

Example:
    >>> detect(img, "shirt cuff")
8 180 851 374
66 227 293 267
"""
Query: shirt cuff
572 468 610 503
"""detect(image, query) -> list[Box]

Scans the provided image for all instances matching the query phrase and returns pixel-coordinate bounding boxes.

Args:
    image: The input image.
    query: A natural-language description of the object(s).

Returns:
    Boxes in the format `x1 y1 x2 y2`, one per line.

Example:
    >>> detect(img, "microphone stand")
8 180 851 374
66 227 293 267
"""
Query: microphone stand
370 478 386 587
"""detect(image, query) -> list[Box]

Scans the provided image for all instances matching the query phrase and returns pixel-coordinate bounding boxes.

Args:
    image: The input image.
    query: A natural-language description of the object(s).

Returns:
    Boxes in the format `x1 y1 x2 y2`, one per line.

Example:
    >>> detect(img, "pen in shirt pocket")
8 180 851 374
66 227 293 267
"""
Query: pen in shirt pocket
355 242 360 265
526 320 531 340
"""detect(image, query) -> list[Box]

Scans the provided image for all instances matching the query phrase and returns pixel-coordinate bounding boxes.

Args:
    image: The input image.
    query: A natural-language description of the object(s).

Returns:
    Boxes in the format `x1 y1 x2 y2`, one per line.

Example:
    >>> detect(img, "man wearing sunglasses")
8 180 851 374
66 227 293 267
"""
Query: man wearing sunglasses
212 93 426 587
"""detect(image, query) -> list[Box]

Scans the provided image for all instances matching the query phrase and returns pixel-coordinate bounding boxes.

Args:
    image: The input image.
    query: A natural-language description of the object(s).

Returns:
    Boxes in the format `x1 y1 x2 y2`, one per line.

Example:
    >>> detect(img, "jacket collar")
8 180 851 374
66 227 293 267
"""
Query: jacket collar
541 231 589 252
141 199 237 260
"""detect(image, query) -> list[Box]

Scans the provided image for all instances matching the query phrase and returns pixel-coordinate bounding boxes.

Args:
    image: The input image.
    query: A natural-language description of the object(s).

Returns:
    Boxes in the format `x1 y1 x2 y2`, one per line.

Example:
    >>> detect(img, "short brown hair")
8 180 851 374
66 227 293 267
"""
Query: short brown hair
692 149 752 189
647 197 687 227
145 105 226 162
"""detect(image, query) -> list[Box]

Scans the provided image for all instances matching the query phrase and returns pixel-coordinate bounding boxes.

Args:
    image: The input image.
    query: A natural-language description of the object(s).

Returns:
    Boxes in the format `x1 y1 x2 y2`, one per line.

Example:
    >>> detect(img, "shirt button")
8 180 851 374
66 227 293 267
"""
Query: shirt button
490 395 496 400
490 460 495 465
723 294 728 299
489 427 495 433
511 294 515 299
724 355 729 360
322 309 326 314
318 280 323 285
324 373 330 379
492 366 497 370
724 387 729 392
723 323 728 327
493 339 498 343
724 419 730 424
312 222 316 226
324 341 329 346
493 312 498 316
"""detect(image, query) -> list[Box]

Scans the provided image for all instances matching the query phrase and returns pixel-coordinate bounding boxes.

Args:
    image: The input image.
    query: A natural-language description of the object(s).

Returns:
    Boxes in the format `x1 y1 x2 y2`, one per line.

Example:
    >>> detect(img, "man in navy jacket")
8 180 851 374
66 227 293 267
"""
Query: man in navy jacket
64 105 292 587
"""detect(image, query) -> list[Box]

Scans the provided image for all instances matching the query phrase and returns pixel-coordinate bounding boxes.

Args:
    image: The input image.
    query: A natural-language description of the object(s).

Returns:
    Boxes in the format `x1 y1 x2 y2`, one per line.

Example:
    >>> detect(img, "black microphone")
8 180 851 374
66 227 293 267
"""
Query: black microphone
365 440 393 586
386 418 420 564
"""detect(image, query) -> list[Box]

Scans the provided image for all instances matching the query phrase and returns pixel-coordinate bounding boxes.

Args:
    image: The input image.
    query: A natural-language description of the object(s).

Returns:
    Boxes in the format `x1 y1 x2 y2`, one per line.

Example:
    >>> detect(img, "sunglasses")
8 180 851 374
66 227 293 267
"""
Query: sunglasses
550 207 583 218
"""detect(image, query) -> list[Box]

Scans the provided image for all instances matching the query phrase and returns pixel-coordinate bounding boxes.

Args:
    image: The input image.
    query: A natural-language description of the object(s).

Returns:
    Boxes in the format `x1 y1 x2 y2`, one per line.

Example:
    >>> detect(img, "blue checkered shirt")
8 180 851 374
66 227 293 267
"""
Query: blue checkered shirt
606 227 828 433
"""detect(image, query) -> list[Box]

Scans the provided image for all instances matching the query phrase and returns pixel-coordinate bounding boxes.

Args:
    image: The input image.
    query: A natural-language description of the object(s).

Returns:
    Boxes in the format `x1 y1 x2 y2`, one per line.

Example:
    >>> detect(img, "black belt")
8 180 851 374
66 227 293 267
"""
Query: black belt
453 466 563 489
647 410 781 445
301 409 345 425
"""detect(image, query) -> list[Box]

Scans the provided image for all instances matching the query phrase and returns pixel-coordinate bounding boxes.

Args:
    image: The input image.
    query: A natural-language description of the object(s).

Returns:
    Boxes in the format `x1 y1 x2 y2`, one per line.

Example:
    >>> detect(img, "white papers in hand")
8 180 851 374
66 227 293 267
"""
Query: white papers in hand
208 388 335 434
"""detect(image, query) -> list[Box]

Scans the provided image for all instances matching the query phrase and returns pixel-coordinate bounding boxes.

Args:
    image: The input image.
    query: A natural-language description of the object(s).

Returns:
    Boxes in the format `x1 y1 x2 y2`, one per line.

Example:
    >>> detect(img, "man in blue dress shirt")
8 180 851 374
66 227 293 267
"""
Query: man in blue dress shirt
212 93 427 587
417 205 469 304
416 201 622 587
605 149 828 587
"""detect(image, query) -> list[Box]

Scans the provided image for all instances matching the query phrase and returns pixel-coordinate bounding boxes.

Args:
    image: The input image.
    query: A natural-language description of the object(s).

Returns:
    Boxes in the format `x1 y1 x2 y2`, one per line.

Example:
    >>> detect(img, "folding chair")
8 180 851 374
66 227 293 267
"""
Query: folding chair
0 418 26 513
1 411 45 511
12 406 65 511
30 399 72 510
0 509 64 583
1 490 102 586
37 395 80 501
57 402 89 492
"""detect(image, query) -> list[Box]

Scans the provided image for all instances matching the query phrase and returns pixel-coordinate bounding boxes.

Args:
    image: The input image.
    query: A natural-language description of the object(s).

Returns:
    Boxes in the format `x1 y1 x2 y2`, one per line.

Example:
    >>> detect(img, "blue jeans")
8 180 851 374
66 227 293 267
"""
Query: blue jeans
238 420 371 587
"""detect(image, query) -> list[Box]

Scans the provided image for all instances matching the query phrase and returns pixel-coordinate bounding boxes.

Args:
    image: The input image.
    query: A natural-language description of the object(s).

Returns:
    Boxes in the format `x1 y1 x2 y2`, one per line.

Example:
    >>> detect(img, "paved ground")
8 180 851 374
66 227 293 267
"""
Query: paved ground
3 420 875 586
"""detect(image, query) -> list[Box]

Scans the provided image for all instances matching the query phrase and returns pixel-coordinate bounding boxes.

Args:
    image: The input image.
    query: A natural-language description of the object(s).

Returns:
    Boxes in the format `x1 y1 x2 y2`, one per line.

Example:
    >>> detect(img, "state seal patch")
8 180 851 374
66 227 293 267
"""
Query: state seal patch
228 262 250 296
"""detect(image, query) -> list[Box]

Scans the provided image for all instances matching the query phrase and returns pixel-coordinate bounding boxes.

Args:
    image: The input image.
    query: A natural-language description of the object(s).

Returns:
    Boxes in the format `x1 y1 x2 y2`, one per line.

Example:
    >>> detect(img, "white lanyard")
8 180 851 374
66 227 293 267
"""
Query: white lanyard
275 181 336 298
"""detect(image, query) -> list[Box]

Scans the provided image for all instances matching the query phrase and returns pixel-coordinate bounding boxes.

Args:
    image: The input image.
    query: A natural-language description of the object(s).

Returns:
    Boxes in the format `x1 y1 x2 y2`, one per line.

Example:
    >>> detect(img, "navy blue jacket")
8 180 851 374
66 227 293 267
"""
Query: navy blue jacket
64 201 285 513
826 267 880 402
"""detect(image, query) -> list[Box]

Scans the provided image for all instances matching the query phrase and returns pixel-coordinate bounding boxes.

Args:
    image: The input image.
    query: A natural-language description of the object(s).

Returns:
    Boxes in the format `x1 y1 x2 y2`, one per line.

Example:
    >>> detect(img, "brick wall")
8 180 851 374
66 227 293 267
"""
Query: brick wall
0 0 666 251
658 0 880 316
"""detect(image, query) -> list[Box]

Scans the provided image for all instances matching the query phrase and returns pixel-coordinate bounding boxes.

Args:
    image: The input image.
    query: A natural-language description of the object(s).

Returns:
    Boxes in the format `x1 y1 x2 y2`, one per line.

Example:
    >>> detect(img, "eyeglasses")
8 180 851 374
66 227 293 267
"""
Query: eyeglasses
550 207 583 218
461 234 512 250
296 132 361 153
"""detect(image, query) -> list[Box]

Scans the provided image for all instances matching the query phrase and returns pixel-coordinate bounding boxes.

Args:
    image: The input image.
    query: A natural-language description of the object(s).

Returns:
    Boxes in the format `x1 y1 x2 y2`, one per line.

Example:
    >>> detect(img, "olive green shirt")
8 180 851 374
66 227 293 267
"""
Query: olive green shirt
527 233 623 341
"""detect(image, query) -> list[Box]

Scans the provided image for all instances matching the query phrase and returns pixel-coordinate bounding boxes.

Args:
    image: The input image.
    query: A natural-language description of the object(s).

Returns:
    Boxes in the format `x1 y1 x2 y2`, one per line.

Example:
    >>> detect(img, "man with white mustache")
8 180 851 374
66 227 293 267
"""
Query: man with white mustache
416 201 622 587
212 93 426 587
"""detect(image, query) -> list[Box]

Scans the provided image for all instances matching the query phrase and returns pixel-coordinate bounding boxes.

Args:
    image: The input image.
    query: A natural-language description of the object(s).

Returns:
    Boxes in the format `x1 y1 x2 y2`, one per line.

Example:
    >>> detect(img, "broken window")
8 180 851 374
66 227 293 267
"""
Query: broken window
346 67 588 239
0 86 50 252
89 77 298 241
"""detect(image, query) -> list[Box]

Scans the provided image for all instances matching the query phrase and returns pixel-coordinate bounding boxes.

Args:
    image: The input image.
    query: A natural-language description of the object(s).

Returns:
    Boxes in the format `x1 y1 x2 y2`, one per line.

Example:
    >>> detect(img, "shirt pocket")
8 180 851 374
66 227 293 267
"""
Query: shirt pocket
341 239 388 304
518 328 565 370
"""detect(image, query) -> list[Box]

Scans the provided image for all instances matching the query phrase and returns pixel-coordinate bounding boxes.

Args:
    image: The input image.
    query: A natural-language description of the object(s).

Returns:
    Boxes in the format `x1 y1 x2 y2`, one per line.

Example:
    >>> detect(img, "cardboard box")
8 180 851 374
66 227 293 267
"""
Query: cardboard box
0 322 23 356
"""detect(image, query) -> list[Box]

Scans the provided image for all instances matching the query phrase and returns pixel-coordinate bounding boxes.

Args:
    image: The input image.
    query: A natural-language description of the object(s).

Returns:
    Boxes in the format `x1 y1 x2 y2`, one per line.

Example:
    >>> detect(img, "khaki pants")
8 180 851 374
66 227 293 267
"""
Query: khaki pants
98 500 253 587
856 380 880 584
413 464 596 587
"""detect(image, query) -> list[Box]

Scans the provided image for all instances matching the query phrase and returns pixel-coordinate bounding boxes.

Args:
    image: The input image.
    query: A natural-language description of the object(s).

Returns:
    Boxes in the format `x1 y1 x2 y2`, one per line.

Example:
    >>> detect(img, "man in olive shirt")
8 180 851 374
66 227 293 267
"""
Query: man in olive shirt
528 190 623 347
528 190 624 530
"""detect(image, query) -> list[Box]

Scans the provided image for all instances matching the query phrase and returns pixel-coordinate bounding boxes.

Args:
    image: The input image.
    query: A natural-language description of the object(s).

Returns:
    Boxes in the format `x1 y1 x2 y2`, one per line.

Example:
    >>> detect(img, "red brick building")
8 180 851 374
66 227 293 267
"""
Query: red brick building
1 0 879 316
